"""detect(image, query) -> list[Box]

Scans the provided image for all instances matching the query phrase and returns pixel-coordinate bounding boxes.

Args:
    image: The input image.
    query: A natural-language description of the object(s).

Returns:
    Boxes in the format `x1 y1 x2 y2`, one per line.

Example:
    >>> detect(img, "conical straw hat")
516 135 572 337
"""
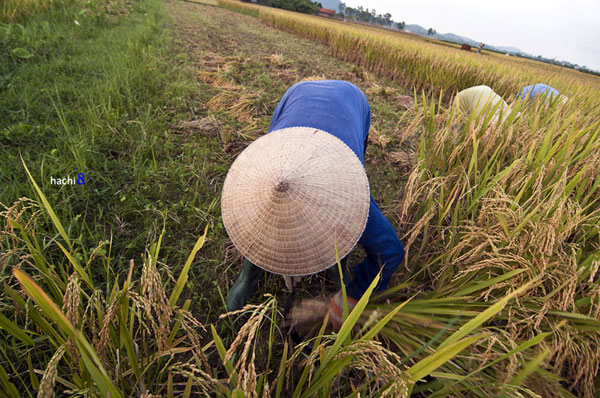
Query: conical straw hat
221 127 370 276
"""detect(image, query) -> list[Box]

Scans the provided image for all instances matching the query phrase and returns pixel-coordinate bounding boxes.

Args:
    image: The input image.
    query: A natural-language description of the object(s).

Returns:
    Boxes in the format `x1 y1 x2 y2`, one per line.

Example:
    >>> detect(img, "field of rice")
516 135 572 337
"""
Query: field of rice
217 0 600 108
1 0 599 397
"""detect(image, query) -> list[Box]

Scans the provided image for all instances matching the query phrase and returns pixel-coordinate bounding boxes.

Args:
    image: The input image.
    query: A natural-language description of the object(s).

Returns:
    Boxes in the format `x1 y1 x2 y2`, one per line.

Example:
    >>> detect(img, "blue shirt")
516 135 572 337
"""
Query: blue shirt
517 84 561 101
269 80 405 299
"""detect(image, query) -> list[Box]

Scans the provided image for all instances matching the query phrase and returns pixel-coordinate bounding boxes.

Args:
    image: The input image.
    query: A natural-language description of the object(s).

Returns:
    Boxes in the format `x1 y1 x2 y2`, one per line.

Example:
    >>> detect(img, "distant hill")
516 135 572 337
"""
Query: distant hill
317 0 341 11
494 46 522 54
404 24 428 36
436 33 479 48
404 23 525 55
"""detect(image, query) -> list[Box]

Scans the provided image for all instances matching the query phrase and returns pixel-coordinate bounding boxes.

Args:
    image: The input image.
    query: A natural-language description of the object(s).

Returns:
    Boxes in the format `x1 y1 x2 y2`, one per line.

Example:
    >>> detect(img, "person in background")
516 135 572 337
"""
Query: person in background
477 43 484 54
517 83 568 104
221 80 405 330
454 85 516 124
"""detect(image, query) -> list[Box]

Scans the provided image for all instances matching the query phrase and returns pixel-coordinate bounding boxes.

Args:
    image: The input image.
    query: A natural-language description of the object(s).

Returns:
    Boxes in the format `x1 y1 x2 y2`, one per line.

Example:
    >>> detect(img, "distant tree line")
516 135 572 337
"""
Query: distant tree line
337 2 405 30
243 0 408 29
519 54 600 76
249 0 321 14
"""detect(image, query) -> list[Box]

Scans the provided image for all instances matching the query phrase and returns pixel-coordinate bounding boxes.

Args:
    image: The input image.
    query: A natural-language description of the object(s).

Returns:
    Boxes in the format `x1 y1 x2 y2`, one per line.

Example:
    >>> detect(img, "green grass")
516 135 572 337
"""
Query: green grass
0 0 224 279
1 0 52 21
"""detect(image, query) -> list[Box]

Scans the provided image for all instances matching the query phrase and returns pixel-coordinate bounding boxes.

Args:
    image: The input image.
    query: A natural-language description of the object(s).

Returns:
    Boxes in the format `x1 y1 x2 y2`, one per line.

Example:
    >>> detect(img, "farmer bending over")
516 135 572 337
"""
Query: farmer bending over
221 80 405 329
516 83 568 104
454 85 516 124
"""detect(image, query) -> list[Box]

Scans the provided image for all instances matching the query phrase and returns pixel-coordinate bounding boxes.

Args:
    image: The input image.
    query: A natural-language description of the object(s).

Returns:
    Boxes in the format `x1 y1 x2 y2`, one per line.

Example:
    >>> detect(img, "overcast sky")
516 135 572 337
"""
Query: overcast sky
341 0 600 72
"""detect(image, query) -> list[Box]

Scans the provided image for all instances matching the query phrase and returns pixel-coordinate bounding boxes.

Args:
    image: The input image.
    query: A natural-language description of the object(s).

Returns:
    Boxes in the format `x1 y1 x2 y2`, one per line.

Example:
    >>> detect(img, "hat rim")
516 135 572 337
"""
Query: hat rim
221 126 370 276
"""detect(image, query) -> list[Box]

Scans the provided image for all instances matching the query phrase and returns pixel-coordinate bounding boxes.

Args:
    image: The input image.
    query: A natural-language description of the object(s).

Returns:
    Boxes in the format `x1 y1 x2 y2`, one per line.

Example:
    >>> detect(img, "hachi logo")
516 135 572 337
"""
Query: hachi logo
50 173 85 185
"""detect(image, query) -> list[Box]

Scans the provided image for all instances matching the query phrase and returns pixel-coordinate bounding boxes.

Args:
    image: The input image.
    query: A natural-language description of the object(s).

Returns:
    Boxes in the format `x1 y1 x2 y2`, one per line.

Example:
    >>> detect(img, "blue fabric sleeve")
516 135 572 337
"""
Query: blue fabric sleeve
346 196 405 299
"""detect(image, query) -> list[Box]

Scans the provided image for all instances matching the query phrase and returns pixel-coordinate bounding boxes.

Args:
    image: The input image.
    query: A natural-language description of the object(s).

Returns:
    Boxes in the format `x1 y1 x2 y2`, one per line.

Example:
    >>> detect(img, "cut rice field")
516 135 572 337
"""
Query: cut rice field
1 0 599 397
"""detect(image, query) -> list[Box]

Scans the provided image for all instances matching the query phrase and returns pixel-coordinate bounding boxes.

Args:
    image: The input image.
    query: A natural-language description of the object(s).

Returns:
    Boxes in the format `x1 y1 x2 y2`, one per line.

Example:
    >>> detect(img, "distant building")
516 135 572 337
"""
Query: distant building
317 8 336 17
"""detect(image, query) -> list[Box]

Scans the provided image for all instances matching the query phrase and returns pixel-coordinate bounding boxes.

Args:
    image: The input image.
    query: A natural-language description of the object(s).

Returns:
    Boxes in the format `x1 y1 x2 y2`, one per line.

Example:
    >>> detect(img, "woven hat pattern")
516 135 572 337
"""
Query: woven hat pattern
222 127 370 276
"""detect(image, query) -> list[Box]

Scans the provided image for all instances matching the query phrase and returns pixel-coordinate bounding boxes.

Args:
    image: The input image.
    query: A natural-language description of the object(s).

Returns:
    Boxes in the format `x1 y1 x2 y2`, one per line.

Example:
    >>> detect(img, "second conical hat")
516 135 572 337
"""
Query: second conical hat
221 127 370 276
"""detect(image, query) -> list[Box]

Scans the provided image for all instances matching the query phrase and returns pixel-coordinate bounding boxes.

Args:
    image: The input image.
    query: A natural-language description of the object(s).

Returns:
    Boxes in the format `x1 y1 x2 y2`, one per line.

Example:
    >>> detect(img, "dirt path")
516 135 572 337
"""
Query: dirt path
167 0 417 320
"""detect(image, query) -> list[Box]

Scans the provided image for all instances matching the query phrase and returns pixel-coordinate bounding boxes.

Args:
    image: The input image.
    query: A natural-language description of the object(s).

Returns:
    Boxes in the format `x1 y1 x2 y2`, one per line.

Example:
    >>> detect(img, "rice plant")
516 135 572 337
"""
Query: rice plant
202 3 600 394
2 156 583 397
3 0 600 396
215 0 600 114
374 95 600 396
0 162 217 396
